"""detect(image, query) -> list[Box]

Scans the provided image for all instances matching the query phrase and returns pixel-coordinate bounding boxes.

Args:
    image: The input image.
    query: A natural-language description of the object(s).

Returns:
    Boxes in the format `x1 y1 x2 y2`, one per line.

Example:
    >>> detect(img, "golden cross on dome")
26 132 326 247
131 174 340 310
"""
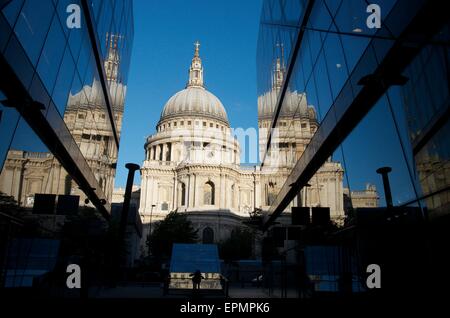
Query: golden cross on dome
194 40 200 56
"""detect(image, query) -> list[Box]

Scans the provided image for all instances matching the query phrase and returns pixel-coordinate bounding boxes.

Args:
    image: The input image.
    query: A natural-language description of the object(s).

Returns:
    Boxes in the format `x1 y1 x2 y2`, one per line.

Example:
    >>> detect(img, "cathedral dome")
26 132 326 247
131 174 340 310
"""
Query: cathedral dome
158 41 229 126
257 89 315 120
160 87 229 124
257 57 317 122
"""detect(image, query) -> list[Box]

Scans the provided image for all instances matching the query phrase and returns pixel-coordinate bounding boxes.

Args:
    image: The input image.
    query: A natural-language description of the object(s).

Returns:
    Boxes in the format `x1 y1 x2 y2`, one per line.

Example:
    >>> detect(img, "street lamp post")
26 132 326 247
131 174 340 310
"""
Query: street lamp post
117 163 140 281
376 166 393 208
120 163 140 240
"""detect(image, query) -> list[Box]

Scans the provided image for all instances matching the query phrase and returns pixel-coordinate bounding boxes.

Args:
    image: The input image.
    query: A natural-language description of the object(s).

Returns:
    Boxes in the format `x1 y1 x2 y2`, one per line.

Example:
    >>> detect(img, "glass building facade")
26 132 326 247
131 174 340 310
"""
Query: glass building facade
257 0 449 296
0 0 134 218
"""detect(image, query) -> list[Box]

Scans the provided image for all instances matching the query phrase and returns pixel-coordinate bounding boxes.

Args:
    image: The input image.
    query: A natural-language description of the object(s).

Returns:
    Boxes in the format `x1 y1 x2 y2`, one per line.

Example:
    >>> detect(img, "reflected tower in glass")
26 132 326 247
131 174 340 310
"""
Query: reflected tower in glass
0 0 134 218
257 4 378 225
257 0 450 296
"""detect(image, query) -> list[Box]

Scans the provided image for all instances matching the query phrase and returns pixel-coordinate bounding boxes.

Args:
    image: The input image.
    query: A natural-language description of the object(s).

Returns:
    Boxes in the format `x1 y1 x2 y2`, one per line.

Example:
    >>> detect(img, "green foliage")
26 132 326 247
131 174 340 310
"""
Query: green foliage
219 227 254 261
146 212 198 259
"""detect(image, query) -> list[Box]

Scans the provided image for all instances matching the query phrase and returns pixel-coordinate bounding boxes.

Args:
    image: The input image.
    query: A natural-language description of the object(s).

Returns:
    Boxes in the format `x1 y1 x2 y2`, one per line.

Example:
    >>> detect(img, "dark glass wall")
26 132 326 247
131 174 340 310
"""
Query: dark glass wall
257 0 449 220
256 0 398 221
399 25 450 219
257 0 450 296
0 0 134 214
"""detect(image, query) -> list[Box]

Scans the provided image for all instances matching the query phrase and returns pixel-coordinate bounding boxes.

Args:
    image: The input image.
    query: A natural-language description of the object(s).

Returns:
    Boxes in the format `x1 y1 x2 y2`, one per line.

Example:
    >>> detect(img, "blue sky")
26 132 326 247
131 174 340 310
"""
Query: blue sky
115 0 263 187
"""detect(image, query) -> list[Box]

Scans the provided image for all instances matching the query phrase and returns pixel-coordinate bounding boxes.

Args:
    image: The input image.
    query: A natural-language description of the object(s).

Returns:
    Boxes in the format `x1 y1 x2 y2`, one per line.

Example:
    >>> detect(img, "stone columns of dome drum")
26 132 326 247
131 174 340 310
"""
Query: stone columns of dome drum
153 177 158 211
186 174 191 208
155 145 160 161
192 173 196 207
167 143 172 161
162 144 167 161
172 172 177 210
141 174 147 212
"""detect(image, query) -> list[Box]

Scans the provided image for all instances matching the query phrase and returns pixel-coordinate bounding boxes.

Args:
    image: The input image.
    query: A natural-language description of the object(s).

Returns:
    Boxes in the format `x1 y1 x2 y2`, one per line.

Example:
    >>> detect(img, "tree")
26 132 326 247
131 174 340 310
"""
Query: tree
219 227 254 261
146 212 198 259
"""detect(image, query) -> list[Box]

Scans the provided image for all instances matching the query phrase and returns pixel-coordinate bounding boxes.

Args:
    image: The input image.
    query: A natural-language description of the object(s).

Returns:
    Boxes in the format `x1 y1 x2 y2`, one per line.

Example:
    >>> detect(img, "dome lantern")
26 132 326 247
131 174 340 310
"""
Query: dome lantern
187 41 204 89
158 42 229 126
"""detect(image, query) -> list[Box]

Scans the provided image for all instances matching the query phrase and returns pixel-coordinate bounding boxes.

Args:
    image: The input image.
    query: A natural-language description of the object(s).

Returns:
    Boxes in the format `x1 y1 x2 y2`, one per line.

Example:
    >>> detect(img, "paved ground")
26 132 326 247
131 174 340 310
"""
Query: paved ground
228 286 272 298
90 283 273 298
91 283 163 298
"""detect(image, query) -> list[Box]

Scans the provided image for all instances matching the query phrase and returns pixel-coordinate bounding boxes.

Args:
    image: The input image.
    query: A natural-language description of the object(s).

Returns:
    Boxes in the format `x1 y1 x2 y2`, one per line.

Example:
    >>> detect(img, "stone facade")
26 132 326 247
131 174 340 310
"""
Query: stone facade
138 43 378 255
343 184 379 210
0 35 125 209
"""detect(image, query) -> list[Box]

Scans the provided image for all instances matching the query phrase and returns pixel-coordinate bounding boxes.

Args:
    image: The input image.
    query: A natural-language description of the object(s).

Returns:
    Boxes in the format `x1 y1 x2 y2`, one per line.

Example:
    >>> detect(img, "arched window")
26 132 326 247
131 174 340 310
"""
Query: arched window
202 227 214 244
180 182 186 206
204 181 215 205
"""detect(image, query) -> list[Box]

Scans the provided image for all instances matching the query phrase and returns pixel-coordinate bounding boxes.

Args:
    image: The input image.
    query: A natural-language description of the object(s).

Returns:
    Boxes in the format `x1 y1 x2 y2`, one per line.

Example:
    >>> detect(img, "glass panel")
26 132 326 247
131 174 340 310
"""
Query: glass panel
90 0 103 23
384 86 421 193
12 0 54 65
342 95 419 207
307 0 333 30
67 12 86 62
333 0 389 37
0 117 82 214
62 61 118 201
28 73 51 116
55 0 81 36
401 45 449 140
269 0 282 23
113 0 123 29
322 30 349 100
76 34 91 80
415 120 450 220
37 14 66 93
52 46 76 114
0 96 21 171
0 13 9 52
96 0 112 59
325 0 342 16
283 0 304 26
1 0 24 27
1 0 133 216
3 33 34 88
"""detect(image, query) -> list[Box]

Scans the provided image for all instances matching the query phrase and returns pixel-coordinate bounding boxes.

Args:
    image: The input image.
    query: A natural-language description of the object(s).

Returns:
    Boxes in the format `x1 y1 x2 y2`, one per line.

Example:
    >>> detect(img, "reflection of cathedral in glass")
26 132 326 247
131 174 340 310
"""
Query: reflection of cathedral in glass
257 44 378 221
63 34 126 202
0 33 126 208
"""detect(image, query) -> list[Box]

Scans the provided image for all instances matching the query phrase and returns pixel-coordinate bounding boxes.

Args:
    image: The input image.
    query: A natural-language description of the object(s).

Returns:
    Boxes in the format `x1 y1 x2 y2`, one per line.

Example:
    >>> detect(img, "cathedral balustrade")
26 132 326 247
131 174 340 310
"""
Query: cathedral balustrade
144 159 175 167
